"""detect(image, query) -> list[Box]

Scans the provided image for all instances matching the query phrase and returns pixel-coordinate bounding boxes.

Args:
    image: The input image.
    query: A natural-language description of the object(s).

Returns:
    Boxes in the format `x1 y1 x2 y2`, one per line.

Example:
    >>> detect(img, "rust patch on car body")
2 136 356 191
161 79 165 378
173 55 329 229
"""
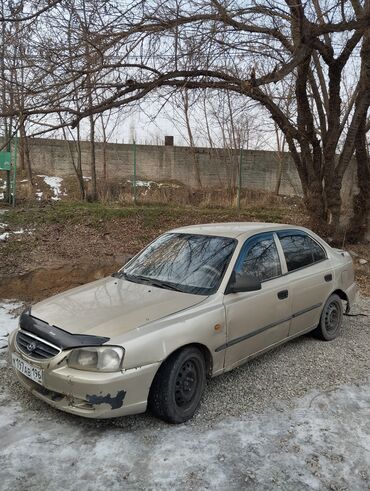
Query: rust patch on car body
86 390 126 409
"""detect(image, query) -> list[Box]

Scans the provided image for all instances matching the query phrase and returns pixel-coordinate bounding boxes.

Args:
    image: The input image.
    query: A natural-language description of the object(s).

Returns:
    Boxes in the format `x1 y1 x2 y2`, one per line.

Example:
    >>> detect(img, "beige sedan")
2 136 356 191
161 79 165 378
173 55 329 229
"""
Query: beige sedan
8 223 357 423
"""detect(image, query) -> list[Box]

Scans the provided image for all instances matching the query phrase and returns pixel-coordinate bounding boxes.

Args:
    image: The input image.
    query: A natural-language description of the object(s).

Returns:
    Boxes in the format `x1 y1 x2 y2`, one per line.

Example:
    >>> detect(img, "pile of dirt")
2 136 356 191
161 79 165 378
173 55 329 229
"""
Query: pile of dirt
0 257 128 301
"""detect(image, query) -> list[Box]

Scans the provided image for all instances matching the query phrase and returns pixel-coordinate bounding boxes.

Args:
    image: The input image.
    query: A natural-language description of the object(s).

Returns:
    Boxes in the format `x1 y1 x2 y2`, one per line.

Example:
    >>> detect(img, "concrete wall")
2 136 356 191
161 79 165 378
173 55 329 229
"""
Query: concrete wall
27 137 306 195
9 136 365 238
24 138 358 213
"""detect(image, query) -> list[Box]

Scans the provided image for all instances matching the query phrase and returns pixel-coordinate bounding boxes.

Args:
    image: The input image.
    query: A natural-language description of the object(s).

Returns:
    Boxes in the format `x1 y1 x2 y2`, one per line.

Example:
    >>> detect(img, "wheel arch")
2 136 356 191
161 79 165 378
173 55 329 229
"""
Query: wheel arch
330 288 350 312
150 342 213 387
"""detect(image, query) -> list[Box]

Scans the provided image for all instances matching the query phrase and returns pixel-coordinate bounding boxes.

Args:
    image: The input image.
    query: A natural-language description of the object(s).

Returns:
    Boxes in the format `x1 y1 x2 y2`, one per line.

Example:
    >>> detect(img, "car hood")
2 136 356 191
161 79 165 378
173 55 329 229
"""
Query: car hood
31 276 206 339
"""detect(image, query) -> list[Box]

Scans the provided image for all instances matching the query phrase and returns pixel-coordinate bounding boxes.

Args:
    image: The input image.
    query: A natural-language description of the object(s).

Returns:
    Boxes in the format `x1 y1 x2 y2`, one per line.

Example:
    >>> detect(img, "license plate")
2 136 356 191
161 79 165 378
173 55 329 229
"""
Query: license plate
12 353 43 385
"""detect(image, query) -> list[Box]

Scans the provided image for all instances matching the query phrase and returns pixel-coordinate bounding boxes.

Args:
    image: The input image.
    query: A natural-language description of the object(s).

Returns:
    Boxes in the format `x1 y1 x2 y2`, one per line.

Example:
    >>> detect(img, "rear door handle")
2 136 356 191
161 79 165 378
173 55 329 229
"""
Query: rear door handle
324 274 333 282
277 289 288 300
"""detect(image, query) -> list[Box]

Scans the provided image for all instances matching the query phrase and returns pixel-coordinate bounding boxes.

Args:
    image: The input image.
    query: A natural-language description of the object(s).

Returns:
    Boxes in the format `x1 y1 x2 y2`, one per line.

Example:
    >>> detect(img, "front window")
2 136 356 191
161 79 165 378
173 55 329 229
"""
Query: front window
121 233 236 295
236 233 282 282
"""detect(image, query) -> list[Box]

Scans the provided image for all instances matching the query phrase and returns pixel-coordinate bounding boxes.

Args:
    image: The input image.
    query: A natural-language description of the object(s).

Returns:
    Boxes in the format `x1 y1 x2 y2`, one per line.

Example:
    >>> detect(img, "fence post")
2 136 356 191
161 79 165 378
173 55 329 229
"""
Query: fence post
132 140 137 205
237 147 243 209
12 134 17 207
6 133 11 204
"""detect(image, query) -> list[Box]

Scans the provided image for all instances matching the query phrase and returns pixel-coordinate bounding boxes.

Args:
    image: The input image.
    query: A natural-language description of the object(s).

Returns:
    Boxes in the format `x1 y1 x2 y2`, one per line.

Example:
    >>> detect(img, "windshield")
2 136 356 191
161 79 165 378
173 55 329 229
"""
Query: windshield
121 233 236 295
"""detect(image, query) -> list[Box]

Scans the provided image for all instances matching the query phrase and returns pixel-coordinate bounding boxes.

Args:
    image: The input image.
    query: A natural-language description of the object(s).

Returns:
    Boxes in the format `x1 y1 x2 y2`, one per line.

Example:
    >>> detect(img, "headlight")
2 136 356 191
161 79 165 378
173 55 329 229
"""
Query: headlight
68 346 124 372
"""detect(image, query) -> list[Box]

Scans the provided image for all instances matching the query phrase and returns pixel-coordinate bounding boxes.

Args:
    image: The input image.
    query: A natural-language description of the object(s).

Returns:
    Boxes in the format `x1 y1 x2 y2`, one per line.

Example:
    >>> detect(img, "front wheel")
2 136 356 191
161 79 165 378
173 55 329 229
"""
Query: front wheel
148 346 206 424
313 293 343 341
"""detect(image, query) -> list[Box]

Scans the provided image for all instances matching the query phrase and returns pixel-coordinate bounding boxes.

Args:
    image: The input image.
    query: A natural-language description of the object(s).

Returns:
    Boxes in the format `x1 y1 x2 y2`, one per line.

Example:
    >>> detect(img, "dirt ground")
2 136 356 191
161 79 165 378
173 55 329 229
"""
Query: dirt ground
0 200 369 299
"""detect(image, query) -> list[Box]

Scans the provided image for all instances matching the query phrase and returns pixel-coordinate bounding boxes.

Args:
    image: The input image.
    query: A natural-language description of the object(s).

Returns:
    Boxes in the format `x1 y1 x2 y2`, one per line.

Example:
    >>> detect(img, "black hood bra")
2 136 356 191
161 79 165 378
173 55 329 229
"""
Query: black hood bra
19 311 109 350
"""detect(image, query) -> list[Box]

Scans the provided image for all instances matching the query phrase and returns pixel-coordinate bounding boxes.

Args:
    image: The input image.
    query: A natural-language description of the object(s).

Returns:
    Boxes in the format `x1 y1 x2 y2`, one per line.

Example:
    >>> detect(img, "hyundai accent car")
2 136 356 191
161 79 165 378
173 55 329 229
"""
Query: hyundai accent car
8 223 357 423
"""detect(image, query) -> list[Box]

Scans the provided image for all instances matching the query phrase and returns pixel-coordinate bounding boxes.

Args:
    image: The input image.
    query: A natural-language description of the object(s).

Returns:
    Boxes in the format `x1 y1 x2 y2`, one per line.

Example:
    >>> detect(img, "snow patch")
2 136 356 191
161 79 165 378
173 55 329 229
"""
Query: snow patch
37 175 66 200
127 179 156 188
126 179 181 190
0 228 33 240
0 301 22 349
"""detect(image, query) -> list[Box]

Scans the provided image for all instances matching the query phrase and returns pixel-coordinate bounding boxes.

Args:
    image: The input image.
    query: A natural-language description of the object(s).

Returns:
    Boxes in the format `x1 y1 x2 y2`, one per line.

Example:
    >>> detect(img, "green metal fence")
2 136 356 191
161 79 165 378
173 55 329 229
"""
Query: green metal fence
0 137 17 206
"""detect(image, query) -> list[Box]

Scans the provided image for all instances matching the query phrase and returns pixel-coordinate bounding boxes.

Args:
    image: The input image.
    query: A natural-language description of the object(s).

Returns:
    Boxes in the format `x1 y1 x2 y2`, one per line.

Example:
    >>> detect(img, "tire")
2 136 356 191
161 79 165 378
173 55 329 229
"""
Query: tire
148 346 206 424
313 294 343 341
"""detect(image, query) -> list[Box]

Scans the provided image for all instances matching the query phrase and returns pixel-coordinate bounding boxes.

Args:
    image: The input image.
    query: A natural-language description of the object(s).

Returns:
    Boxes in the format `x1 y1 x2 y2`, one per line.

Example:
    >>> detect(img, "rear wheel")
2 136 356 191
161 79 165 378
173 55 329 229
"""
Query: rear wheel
148 346 206 424
313 294 343 341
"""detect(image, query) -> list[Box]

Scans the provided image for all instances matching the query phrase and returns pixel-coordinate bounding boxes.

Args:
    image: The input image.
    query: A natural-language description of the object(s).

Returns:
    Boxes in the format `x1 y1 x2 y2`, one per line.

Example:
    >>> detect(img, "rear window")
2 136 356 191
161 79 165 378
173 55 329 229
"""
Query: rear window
278 232 326 272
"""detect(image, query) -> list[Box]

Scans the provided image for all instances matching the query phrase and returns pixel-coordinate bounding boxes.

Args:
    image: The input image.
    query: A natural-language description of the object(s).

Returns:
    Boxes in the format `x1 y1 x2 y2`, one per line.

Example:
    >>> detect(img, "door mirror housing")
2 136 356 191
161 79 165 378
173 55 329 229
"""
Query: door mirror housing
225 272 262 294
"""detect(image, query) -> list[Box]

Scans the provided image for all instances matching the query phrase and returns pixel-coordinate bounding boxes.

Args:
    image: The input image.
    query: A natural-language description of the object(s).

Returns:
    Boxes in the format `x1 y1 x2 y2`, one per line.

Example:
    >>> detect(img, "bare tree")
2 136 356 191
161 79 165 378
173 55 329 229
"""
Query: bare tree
55 0 368 240
0 0 369 240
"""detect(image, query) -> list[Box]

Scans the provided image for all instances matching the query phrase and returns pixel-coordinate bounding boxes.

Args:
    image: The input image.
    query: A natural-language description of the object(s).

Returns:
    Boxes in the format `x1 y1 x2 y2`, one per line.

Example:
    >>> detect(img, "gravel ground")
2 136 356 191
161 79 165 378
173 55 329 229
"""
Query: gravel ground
0 296 369 489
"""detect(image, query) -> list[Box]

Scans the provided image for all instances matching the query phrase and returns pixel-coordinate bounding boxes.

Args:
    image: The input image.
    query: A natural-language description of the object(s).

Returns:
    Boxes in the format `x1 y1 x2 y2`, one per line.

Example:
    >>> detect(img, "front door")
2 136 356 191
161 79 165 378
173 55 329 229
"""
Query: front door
222 233 291 371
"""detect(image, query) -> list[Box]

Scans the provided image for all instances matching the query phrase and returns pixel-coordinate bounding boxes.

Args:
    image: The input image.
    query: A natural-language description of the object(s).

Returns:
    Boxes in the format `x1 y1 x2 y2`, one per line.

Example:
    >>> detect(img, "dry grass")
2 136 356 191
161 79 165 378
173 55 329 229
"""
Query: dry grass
96 177 291 210
10 172 306 212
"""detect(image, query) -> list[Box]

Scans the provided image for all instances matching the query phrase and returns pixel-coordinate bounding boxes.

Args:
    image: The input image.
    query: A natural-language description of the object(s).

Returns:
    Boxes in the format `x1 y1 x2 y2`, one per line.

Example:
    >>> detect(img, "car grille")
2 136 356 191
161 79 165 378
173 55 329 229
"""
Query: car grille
16 330 61 360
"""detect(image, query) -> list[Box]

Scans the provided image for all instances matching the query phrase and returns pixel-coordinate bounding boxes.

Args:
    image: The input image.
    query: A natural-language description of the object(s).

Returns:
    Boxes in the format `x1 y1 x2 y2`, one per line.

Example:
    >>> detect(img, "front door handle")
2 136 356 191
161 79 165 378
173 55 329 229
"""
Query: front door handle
277 289 288 300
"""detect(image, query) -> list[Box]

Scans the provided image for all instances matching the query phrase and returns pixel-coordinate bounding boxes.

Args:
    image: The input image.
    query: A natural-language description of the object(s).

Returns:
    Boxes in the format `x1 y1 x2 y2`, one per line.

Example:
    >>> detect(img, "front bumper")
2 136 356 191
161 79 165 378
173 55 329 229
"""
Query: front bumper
8 330 160 419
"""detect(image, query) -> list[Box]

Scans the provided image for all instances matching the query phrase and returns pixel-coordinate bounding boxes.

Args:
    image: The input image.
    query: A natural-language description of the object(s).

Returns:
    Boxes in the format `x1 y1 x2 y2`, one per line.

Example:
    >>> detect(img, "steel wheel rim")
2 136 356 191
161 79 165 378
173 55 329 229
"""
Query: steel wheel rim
174 358 200 409
324 301 341 333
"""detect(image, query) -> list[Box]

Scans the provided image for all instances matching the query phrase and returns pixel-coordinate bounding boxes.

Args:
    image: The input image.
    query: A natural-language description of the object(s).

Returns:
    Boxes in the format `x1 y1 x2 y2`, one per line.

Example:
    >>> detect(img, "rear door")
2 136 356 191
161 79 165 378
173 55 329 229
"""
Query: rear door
276 230 334 336
222 232 292 370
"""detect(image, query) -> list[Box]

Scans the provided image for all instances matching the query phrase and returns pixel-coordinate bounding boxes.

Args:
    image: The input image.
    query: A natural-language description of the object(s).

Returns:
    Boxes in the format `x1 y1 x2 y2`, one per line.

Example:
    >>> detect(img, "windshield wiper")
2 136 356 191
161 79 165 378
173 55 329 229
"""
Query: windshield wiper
144 278 184 292
121 272 183 292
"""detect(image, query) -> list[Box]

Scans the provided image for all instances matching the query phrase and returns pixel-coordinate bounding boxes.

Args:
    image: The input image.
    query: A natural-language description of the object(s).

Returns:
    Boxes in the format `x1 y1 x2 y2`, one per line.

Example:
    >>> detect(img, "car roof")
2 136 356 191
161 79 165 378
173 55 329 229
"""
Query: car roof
169 222 310 239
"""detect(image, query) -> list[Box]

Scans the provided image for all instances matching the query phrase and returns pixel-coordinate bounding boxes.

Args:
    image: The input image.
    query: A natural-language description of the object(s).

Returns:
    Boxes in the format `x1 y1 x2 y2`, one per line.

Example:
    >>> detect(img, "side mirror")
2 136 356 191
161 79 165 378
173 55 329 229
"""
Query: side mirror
225 271 262 294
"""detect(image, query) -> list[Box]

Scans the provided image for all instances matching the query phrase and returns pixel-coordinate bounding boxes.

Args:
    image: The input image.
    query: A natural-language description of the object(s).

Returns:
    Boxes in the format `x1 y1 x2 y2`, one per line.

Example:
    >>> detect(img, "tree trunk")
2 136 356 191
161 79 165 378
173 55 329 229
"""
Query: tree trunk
274 127 285 196
347 117 370 242
19 116 33 187
102 132 107 181
274 155 284 196
324 173 343 229
65 137 85 201
76 123 85 200
89 111 97 200
346 26 370 241
303 178 328 231
182 90 202 189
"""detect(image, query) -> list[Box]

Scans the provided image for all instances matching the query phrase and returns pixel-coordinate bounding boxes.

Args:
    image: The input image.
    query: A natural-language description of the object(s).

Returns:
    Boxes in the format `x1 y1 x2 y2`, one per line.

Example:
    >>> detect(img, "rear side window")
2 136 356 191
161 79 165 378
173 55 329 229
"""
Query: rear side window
237 234 282 282
278 232 326 272
310 237 326 262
